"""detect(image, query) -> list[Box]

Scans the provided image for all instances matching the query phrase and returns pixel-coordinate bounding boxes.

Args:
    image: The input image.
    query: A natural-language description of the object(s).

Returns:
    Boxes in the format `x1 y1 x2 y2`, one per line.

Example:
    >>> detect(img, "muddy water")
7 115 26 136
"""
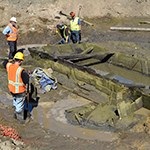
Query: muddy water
32 94 118 142
92 63 150 86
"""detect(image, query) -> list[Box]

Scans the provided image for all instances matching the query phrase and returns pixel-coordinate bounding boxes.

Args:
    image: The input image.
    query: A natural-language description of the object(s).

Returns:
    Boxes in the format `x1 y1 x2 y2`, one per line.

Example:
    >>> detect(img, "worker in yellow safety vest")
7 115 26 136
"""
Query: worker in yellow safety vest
70 12 81 43
4 52 30 124
56 23 71 44
3 17 18 60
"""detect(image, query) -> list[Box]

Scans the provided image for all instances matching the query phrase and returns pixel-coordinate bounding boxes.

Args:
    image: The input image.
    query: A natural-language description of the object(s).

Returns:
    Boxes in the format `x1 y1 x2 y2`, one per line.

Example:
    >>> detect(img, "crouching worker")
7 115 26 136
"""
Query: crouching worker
56 23 70 44
3 52 30 124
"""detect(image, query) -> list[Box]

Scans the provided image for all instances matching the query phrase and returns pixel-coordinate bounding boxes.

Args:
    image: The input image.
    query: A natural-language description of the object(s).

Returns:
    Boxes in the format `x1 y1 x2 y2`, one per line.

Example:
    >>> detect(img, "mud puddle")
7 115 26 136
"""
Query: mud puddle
32 93 118 142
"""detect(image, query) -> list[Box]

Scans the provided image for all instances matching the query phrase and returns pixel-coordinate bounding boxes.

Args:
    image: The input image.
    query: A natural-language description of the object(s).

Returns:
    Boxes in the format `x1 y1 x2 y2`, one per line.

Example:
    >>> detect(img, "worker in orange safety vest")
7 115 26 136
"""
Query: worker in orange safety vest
4 52 29 124
2 17 18 60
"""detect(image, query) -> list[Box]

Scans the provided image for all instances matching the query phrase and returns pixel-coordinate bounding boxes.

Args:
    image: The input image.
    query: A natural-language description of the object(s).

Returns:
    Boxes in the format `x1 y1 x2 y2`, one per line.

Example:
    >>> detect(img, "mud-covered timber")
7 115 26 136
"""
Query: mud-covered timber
28 44 150 107
28 44 150 130
29 47 124 97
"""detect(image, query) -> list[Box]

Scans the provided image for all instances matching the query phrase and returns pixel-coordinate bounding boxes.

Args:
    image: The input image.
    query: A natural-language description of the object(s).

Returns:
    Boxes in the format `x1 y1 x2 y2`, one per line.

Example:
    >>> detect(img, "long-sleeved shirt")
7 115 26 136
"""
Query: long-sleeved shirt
3 24 15 35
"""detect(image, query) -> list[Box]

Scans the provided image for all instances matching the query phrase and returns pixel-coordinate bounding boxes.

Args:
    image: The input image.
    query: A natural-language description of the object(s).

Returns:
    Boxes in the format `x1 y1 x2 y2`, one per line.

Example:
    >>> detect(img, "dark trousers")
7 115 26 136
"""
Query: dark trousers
71 30 81 43
58 37 71 44
8 41 17 59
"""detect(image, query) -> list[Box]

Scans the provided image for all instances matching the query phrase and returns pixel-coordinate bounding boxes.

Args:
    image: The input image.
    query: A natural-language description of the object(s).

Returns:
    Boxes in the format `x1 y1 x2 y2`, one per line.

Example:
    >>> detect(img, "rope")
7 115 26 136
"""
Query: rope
0 124 21 141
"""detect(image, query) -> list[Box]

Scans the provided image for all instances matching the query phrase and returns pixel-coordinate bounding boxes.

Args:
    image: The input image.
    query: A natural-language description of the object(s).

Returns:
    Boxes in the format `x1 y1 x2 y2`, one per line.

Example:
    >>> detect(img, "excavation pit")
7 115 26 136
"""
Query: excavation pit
26 43 150 138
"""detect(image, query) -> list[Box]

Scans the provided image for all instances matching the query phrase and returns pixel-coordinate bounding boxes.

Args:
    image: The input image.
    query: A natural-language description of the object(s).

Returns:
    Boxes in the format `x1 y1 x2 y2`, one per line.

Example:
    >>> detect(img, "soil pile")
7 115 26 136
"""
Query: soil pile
1 0 150 34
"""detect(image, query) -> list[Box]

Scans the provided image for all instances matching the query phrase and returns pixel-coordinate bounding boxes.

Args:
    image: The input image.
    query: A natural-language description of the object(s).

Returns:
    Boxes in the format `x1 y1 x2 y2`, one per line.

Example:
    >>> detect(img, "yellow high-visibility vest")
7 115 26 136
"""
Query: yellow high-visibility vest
56 25 70 39
70 17 80 31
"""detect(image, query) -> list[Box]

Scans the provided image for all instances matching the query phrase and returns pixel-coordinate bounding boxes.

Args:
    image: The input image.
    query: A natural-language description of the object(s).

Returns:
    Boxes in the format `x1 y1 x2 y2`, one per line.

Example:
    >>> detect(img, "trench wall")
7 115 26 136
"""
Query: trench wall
36 57 150 119
109 53 150 75
29 43 150 116
39 58 130 104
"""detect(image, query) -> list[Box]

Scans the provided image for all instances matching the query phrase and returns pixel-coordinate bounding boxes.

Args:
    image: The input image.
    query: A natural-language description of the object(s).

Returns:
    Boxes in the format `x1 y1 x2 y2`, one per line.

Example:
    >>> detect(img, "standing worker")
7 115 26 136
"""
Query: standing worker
56 23 70 44
70 12 81 44
2 17 18 60
3 52 29 124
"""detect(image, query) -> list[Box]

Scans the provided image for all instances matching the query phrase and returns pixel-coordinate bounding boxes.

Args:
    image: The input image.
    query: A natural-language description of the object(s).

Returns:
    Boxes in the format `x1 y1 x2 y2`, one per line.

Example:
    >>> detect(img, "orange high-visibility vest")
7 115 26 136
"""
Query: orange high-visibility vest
7 23 18 41
70 17 80 31
6 63 26 94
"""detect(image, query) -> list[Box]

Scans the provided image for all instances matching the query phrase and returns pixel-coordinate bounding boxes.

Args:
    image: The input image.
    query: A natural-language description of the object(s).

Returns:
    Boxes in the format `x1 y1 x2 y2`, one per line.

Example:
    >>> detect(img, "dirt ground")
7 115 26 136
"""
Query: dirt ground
0 17 150 150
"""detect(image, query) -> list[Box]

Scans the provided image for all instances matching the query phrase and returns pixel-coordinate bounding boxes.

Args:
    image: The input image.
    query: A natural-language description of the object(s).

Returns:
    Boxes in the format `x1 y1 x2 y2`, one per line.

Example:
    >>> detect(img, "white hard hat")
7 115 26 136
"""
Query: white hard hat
10 17 17 23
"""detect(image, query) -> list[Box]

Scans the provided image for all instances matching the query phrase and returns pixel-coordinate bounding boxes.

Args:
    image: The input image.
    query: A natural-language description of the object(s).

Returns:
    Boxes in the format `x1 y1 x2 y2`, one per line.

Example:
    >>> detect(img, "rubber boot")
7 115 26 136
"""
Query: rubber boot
16 111 25 124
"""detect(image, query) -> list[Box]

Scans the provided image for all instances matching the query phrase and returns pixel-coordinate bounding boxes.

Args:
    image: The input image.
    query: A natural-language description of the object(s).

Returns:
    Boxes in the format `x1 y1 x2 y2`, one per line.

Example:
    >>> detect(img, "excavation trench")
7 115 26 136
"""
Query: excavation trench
20 43 149 141
1 43 149 142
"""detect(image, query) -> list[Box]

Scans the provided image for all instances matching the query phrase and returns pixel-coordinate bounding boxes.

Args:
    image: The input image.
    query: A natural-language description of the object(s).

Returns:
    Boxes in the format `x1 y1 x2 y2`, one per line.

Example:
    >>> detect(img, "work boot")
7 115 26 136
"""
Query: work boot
16 111 25 124
12 106 17 119
24 109 31 119
13 112 17 119
23 109 32 124
27 111 31 118
25 116 31 124
25 110 32 124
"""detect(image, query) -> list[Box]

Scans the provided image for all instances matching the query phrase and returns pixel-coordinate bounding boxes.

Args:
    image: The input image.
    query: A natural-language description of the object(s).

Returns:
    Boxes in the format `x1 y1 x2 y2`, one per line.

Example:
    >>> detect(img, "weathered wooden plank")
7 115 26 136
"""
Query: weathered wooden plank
110 26 150 32
139 21 150 25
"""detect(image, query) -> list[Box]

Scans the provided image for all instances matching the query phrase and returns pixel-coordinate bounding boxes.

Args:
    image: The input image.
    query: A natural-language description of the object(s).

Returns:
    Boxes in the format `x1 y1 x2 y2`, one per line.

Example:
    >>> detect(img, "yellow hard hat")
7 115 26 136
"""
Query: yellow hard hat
14 52 24 60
